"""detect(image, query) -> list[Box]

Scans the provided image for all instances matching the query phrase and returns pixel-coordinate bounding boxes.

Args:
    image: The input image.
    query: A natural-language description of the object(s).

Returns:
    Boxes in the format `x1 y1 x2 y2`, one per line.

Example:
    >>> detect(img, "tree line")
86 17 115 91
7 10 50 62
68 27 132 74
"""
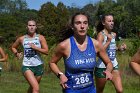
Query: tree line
0 0 140 48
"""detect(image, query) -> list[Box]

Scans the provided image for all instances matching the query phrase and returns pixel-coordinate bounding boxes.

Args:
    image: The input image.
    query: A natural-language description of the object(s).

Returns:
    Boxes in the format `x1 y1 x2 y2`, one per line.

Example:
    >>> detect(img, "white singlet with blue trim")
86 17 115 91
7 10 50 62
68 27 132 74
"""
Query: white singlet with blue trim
22 34 43 66
96 31 118 68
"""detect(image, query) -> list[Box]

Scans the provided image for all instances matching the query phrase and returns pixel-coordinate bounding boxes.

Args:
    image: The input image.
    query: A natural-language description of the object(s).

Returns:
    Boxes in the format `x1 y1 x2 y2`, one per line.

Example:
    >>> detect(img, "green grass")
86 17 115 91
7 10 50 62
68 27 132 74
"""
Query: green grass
0 71 62 93
0 70 140 93
0 72 28 93
0 39 140 93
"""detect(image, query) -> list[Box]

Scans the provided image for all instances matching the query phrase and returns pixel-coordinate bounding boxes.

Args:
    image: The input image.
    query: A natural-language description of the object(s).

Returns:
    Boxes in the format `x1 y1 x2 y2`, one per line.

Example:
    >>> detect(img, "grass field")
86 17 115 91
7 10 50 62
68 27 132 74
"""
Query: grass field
0 39 140 93
0 70 140 93
0 71 62 93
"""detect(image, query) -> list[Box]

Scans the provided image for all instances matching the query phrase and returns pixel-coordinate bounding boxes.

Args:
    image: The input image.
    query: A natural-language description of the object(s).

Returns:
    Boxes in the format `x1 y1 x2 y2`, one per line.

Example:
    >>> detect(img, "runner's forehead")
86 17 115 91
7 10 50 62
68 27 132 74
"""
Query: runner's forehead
74 15 88 22
105 15 113 20
28 21 36 25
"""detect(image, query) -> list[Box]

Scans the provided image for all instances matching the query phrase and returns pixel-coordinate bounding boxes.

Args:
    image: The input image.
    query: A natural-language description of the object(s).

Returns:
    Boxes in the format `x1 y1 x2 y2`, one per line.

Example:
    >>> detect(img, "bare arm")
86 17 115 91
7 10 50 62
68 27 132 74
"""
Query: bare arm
97 42 113 73
0 47 7 62
130 49 140 75
49 42 69 88
130 62 140 75
29 35 48 55
93 39 113 80
49 44 64 75
11 36 23 58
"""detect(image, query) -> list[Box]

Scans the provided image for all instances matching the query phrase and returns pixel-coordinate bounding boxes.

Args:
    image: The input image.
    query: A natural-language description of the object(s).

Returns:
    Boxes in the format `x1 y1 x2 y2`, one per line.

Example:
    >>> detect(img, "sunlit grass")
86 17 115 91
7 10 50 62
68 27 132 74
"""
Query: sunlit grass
0 39 140 93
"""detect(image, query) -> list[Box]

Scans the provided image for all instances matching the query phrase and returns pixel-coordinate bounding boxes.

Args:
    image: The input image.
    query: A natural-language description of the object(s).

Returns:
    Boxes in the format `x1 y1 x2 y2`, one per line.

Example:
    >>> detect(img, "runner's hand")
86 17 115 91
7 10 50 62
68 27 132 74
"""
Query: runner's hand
103 70 113 80
16 52 23 59
107 34 112 42
29 43 36 50
59 74 69 89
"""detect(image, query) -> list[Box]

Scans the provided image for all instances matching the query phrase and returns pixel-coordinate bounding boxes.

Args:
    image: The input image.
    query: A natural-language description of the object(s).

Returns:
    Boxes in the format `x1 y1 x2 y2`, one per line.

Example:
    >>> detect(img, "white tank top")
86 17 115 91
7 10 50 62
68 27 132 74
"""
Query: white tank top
22 34 43 66
96 31 118 68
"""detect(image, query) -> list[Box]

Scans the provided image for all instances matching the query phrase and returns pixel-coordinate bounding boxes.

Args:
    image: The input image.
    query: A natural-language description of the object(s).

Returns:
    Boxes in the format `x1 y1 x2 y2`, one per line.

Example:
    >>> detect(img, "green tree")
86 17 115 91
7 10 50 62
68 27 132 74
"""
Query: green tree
38 2 69 47
55 2 70 40
0 0 27 14
0 14 25 46
38 2 58 47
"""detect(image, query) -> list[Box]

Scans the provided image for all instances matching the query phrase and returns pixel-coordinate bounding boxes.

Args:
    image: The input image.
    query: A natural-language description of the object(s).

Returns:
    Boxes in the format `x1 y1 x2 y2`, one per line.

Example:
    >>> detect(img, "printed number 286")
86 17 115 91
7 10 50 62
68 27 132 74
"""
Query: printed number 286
75 75 89 84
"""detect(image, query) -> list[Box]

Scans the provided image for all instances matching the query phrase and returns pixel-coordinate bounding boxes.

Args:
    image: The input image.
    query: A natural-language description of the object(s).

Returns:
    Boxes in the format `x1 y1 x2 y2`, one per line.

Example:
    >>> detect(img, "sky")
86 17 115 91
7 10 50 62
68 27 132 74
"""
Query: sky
26 0 100 10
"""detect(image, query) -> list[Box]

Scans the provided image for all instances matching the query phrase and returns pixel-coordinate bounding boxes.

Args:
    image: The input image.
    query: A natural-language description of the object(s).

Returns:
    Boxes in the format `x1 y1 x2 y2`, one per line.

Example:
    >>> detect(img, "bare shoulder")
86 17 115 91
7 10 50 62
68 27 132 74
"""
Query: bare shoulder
97 31 104 41
38 34 46 41
38 34 45 39
54 38 70 56
16 35 24 43
57 38 70 50
97 32 103 37
91 38 100 53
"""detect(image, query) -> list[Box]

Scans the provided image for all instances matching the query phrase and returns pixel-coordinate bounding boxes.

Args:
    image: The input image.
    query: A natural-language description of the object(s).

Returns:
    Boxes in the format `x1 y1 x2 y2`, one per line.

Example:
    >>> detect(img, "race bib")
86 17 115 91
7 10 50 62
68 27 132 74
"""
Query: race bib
24 48 37 57
71 73 93 89
108 49 116 61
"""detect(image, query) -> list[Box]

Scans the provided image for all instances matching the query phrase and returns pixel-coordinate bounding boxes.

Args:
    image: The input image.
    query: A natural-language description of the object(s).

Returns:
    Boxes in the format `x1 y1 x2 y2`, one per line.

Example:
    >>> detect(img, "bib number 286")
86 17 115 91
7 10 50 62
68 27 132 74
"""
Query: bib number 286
71 73 93 89
75 75 89 84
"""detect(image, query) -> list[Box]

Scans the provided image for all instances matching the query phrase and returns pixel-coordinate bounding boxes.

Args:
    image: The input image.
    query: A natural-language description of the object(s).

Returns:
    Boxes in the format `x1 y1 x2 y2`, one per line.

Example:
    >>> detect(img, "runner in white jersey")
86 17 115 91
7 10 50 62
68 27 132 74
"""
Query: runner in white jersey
11 20 48 93
96 31 118 68
95 14 126 93
23 34 43 66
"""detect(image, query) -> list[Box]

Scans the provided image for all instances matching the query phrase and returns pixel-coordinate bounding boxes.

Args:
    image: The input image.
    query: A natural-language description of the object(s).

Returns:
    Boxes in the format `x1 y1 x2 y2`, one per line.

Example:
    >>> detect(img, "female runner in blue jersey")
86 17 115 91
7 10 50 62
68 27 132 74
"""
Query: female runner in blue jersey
49 12 113 93
11 20 48 93
95 14 127 93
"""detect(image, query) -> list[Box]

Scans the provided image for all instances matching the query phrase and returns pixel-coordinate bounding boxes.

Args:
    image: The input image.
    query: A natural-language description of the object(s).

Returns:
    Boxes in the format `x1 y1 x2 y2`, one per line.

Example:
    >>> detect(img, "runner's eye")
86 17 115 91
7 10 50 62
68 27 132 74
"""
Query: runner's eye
28 25 35 26
74 21 81 25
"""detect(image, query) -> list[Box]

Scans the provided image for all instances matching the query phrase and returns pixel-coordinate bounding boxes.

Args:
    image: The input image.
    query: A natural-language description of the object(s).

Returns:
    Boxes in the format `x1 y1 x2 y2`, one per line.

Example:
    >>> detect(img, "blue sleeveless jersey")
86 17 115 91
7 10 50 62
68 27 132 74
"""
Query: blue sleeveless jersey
63 36 96 92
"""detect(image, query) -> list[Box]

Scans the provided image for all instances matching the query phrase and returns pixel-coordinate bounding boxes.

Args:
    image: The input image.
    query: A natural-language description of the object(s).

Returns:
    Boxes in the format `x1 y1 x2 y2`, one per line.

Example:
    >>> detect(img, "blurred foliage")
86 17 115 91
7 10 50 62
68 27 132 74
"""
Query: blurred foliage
0 0 140 52
129 38 140 56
